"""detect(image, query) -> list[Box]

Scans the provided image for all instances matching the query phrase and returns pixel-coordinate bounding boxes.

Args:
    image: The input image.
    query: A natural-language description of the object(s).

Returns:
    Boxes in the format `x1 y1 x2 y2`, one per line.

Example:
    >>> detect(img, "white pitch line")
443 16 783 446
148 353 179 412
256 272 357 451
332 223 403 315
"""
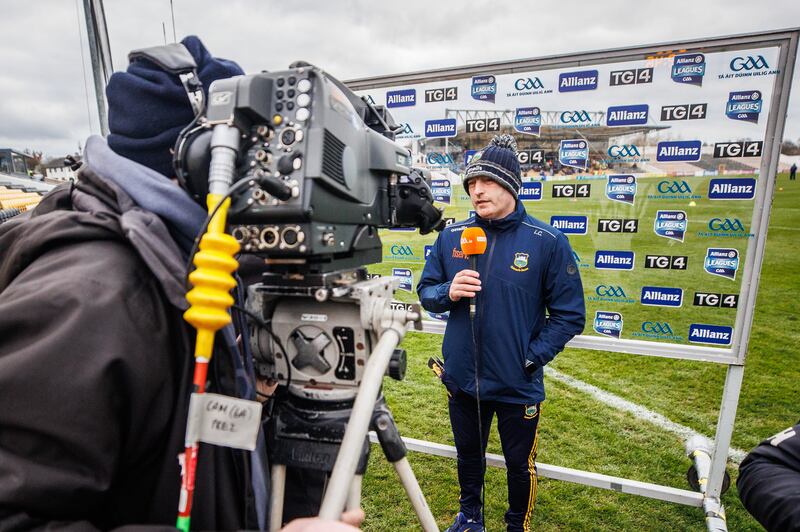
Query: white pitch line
545 366 748 464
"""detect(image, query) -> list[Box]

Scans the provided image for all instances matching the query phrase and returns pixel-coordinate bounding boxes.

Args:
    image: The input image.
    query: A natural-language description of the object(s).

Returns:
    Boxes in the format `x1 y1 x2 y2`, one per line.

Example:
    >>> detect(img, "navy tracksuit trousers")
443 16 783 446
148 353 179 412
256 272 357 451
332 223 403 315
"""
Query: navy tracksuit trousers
449 388 541 531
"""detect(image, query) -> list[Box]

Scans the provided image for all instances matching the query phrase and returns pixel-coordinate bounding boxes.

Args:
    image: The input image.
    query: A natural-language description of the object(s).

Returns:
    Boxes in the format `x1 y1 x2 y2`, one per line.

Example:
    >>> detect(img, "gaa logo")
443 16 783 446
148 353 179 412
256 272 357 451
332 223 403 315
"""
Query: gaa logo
588 284 634 304
608 145 641 158
560 110 593 124
389 244 415 259
396 123 418 139
642 321 673 335
709 218 745 232
426 152 454 166
658 181 692 194
515 77 544 91
633 320 683 340
596 285 626 298
730 55 769 71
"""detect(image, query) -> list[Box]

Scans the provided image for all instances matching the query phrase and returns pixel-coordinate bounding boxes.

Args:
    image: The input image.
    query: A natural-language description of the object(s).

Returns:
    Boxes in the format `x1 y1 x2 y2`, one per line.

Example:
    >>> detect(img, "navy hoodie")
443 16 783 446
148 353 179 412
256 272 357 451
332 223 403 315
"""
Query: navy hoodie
417 201 586 404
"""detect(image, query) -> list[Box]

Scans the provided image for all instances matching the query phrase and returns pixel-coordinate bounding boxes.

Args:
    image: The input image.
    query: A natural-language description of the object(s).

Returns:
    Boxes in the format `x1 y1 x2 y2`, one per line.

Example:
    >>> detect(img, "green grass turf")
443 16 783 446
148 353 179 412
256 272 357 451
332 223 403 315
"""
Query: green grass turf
358 172 799 530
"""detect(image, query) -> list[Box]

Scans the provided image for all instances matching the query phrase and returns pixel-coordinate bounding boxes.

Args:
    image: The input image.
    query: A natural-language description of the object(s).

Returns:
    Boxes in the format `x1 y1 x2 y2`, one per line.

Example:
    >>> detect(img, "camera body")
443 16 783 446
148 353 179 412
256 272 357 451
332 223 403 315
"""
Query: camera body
176 64 443 273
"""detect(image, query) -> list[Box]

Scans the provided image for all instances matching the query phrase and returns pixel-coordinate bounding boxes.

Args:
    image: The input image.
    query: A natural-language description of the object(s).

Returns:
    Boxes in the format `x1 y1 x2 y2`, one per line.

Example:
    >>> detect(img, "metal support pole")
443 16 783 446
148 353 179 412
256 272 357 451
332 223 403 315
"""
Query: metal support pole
82 0 114 136
374 434 704 507
686 435 728 531
707 364 745 498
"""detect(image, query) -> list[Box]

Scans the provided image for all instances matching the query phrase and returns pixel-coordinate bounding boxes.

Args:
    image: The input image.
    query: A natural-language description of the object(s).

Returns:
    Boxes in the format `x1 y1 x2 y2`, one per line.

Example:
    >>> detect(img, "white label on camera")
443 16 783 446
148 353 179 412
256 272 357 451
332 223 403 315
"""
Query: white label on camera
301 313 328 322
186 393 262 451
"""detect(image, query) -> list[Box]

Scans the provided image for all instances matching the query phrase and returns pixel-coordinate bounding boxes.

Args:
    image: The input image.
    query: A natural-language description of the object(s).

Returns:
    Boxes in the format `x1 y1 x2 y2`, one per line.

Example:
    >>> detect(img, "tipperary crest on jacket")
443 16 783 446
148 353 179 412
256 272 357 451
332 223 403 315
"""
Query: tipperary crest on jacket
512 252 529 272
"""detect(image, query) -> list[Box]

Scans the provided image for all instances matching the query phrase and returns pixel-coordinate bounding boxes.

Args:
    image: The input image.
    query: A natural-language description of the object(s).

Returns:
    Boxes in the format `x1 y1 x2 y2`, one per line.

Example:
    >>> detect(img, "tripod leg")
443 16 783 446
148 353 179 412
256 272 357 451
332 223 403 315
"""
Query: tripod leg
269 464 286 532
391 457 439 532
374 405 438 532
347 475 363 511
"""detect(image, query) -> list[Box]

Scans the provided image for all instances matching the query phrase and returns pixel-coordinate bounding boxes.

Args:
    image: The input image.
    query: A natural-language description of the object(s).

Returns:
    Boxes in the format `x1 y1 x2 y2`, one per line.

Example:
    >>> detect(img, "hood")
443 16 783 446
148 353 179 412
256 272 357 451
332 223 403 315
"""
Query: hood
82 135 207 253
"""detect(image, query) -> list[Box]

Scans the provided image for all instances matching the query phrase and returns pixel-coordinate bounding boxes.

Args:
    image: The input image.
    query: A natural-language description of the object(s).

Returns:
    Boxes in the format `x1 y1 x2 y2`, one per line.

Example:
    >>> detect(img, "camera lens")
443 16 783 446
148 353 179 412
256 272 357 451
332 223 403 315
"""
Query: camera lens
280 128 296 146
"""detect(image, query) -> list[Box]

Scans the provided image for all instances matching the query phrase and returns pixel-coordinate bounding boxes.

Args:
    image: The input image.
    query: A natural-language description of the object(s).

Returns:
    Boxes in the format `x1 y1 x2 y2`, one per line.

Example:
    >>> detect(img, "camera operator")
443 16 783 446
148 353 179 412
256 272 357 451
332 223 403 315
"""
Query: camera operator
738 421 800 531
0 36 361 531
418 135 585 531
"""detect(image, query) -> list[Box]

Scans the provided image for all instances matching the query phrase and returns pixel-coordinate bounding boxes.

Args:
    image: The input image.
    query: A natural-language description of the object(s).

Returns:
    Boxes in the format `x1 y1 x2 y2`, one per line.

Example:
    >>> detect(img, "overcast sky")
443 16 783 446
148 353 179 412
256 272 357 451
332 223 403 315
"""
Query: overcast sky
1 0 798 157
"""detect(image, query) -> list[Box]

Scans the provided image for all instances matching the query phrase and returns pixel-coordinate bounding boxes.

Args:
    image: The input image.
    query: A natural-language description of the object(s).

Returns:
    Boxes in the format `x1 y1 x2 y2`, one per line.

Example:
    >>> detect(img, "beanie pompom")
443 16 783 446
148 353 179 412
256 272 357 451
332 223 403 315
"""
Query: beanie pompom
490 134 518 155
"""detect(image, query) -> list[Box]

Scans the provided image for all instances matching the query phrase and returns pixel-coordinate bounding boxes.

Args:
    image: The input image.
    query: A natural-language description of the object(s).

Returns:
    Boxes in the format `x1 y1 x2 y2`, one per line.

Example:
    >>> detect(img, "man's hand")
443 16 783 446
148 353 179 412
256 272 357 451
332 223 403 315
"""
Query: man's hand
280 508 365 531
449 269 481 302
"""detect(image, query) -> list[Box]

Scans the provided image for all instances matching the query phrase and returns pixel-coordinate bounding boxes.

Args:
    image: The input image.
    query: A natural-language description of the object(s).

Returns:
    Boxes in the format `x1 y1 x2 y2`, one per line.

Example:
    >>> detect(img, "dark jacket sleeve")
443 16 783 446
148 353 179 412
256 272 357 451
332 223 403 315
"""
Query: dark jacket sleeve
0 241 179 530
417 233 453 314
525 233 586 368
738 422 800 532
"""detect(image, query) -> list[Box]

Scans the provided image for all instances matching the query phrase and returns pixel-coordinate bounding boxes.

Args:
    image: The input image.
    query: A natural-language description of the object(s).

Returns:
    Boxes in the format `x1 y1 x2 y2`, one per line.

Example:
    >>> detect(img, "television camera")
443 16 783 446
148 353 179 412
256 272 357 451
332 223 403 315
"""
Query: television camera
175 62 444 530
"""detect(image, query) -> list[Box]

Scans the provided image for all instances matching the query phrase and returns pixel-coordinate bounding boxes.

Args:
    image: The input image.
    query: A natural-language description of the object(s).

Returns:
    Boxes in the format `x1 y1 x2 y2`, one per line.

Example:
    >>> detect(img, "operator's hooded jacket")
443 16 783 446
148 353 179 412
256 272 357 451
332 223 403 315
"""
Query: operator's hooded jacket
0 137 262 530
417 201 586 404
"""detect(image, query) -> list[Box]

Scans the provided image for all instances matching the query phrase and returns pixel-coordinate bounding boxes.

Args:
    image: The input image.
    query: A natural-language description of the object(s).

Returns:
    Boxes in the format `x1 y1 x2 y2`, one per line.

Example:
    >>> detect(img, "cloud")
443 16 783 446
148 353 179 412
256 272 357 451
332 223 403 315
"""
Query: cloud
1 0 798 156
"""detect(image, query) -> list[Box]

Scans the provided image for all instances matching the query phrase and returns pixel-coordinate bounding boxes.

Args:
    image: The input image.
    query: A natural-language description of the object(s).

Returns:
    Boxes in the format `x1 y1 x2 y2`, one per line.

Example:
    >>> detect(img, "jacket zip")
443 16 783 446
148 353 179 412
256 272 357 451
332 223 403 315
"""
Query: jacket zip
476 232 497 378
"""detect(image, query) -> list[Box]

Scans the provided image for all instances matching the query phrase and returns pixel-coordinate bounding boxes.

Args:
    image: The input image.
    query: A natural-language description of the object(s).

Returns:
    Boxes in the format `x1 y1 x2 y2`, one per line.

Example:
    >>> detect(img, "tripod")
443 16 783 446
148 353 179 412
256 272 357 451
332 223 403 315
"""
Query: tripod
247 269 438 531
268 395 437 531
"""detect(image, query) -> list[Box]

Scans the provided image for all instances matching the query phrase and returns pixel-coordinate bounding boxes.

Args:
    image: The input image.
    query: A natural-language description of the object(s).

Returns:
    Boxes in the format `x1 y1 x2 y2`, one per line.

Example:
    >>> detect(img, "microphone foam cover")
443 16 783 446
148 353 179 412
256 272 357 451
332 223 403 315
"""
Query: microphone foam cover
460 226 487 256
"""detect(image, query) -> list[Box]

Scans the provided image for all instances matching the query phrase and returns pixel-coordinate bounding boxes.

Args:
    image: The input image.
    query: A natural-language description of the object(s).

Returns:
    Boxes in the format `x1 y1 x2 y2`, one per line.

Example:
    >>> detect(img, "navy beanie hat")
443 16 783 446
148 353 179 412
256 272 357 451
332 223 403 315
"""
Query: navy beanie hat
463 134 522 198
106 35 244 178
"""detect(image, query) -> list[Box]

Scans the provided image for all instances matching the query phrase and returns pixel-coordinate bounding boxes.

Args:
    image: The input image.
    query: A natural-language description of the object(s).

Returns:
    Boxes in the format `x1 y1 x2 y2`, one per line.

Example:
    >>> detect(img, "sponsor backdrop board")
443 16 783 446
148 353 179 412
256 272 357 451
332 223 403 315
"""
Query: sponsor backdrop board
353 43 785 356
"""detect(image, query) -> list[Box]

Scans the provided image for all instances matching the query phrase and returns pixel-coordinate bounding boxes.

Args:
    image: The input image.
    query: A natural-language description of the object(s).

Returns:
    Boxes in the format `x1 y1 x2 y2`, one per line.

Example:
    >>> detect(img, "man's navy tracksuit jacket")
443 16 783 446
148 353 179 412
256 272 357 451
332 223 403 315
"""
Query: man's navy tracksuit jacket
418 201 586 405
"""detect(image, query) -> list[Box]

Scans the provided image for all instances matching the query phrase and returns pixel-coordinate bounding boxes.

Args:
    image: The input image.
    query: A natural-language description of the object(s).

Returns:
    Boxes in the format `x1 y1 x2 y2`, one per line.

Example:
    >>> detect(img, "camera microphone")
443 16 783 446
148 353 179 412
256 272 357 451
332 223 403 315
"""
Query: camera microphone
460 226 487 320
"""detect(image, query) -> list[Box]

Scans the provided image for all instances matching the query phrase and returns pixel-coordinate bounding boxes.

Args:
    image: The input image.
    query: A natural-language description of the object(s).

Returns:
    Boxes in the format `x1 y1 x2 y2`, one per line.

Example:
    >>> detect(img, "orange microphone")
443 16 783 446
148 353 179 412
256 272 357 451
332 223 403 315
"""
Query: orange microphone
460 227 487 319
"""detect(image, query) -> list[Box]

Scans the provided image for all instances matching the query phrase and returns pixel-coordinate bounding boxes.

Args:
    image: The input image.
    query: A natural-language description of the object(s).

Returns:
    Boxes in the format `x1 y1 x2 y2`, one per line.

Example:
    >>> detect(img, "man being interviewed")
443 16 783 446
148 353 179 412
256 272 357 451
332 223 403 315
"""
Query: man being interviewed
417 135 585 532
